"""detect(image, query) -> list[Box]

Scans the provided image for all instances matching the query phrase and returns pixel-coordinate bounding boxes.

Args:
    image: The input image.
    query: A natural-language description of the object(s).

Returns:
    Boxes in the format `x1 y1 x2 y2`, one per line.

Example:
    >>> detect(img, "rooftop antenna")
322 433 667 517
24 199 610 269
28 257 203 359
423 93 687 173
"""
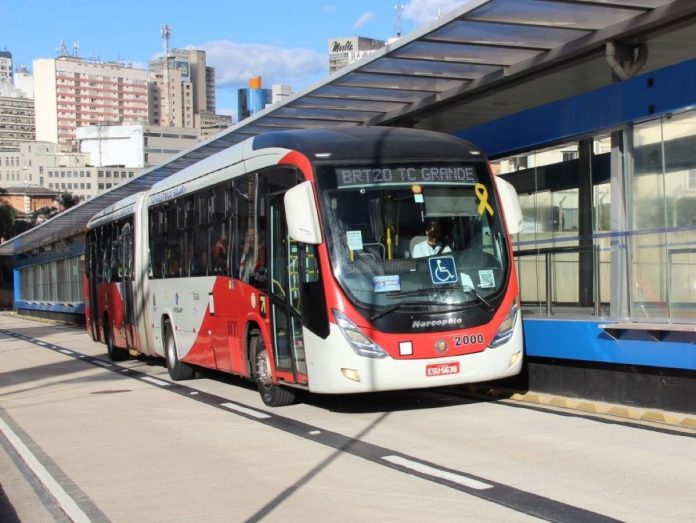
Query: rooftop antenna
56 40 69 57
394 4 405 38
161 24 173 126
71 41 80 57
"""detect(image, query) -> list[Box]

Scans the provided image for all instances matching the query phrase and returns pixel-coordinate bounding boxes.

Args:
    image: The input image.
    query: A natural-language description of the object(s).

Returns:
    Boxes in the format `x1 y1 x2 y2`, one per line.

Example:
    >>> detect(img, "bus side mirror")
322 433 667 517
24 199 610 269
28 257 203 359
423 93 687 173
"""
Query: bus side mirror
284 181 323 244
495 177 524 235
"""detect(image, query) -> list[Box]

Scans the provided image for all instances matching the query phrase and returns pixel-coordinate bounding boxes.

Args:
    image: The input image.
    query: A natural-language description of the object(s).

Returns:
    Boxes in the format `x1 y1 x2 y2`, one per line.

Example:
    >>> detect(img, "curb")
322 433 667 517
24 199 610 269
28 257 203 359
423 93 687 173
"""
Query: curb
465 385 696 430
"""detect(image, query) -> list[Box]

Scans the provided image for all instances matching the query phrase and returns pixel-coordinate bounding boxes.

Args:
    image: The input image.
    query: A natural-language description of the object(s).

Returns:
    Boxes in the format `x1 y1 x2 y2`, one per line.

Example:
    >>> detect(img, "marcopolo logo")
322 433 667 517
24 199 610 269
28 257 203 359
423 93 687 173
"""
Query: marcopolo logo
412 317 463 329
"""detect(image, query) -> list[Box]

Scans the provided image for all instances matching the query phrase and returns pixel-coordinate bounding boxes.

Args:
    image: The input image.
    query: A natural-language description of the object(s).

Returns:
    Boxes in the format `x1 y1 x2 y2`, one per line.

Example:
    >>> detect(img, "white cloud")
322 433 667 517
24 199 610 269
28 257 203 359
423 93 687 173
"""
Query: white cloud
200 40 326 91
353 11 375 30
322 4 337 12
402 0 470 26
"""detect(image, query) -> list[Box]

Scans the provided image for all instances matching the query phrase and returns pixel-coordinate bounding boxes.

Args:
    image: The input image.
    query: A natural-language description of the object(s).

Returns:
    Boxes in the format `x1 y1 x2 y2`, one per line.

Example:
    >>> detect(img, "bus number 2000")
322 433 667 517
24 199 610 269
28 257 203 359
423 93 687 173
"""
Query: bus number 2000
454 334 484 346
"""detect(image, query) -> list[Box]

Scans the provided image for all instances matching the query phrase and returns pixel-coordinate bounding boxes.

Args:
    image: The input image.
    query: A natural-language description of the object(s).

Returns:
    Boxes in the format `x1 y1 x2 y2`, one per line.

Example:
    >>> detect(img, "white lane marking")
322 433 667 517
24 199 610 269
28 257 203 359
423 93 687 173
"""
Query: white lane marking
220 402 271 419
92 360 112 367
0 417 92 523
382 455 493 490
141 376 170 387
59 349 73 355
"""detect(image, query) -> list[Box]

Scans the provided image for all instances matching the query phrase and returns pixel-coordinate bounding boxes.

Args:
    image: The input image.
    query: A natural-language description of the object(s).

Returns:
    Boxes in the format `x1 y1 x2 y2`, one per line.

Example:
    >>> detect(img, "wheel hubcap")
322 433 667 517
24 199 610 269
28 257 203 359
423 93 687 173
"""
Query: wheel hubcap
167 336 175 365
256 349 272 386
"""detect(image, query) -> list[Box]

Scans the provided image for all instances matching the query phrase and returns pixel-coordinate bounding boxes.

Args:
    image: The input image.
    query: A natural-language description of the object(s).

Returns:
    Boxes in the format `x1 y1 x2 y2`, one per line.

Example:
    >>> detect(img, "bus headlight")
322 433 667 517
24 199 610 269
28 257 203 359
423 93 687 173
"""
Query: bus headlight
489 298 519 348
333 309 388 359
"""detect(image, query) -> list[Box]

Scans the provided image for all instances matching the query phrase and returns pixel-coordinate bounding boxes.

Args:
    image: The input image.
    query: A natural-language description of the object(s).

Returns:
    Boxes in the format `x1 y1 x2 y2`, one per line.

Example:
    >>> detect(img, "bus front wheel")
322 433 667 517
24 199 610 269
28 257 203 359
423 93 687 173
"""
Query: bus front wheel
164 321 195 381
250 333 296 407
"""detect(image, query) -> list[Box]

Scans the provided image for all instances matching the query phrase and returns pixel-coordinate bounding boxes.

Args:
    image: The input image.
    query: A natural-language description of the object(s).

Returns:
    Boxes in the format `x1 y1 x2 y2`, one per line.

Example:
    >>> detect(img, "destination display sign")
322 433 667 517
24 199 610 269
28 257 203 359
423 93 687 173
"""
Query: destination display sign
336 165 477 188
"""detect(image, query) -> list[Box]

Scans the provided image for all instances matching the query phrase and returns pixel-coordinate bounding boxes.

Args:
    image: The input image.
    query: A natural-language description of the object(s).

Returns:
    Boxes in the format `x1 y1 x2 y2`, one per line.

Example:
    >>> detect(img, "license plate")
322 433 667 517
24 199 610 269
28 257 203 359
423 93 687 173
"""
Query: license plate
426 362 460 377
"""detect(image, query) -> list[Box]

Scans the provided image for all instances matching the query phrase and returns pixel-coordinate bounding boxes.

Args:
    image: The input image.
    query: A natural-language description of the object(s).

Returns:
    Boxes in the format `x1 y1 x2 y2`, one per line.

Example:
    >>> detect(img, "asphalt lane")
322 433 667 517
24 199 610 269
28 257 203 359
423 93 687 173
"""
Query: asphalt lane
1 312 695 522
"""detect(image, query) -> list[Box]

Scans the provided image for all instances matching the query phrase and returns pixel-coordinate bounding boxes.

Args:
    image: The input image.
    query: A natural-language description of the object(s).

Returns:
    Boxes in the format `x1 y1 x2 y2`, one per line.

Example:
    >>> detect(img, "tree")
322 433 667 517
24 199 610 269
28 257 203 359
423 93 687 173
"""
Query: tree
56 192 81 211
0 188 14 242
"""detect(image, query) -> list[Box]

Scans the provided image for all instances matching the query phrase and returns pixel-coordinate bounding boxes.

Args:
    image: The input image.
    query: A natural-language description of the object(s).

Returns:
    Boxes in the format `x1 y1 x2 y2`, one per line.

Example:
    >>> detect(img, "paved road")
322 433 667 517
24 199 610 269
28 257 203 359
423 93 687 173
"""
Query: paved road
1 312 695 522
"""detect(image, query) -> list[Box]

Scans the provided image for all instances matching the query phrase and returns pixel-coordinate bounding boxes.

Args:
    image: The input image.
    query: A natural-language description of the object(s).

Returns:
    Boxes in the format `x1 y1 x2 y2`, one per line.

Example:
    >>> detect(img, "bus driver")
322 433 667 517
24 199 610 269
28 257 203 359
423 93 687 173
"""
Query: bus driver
412 220 452 258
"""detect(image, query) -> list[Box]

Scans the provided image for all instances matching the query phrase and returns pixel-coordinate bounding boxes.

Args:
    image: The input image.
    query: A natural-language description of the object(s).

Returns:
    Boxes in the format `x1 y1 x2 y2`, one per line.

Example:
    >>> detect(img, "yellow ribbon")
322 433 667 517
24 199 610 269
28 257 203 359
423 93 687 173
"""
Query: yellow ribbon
475 183 494 216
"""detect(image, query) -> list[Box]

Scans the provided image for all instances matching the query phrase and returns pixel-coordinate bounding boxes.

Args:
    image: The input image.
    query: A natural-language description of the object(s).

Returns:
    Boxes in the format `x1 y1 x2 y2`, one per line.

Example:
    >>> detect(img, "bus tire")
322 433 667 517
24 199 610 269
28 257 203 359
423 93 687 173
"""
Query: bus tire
104 317 128 361
250 333 296 407
164 321 195 381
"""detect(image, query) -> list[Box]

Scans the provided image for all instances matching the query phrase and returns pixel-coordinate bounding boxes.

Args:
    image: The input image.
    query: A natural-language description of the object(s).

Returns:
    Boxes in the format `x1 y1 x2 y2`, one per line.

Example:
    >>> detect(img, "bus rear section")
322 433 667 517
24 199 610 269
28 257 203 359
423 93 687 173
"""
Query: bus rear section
85 192 152 360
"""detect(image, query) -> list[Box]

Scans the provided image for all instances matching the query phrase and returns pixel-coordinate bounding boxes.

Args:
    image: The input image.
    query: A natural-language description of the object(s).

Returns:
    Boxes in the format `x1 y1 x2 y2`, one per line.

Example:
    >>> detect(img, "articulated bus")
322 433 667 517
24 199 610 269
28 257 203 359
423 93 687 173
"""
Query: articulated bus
85 127 524 406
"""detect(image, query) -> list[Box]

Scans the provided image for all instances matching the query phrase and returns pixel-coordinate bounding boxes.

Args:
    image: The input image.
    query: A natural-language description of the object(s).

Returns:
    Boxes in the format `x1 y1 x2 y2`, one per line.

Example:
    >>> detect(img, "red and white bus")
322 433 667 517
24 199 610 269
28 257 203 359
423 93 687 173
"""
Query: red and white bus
85 127 524 406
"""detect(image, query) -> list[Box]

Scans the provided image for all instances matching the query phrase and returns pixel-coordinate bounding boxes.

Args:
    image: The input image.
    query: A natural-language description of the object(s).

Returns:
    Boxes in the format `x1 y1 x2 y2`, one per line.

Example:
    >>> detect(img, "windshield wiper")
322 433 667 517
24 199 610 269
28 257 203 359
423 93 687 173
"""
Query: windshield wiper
386 285 493 312
462 286 493 311
369 300 449 321
385 286 458 298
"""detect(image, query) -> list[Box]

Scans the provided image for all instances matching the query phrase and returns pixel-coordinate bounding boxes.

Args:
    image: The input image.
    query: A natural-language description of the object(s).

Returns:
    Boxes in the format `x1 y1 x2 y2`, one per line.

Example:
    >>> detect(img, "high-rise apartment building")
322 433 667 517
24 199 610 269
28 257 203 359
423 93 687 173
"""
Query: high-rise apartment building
0 95 35 151
238 76 271 121
33 57 149 150
328 36 385 74
148 48 225 133
0 51 13 85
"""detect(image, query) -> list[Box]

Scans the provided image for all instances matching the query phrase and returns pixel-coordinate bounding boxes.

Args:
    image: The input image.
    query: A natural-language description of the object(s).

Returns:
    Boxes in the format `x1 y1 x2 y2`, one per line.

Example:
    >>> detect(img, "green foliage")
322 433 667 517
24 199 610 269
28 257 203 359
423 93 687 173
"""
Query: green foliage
0 204 15 241
56 192 80 210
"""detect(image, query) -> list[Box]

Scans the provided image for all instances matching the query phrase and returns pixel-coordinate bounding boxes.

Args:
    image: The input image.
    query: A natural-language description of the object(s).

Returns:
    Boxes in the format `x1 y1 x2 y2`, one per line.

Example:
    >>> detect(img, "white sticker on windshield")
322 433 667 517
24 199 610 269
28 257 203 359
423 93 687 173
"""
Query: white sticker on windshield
478 269 495 288
346 230 364 250
373 275 401 293
460 273 475 290
414 193 424 203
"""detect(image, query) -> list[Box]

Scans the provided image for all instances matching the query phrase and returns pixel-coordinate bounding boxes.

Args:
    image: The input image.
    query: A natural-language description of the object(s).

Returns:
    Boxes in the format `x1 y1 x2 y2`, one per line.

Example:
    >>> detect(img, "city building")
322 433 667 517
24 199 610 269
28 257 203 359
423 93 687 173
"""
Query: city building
195 111 232 138
13 65 33 99
0 50 13 85
0 185 59 219
148 64 193 128
0 95 35 151
33 56 149 150
77 123 200 168
148 47 229 135
237 76 271 121
328 36 385 74
1 141 92 197
270 84 292 105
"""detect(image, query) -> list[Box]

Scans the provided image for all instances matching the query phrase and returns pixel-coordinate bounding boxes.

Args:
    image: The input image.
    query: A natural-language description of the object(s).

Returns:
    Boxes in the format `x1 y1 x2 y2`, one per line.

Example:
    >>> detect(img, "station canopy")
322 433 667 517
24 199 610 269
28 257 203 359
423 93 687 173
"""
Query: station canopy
3 0 696 255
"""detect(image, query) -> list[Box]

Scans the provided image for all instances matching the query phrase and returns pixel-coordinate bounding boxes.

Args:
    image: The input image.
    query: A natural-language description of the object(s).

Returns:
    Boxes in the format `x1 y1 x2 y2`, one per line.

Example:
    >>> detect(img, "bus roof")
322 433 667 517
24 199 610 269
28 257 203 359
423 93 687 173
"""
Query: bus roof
145 127 486 206
87 191 145 229
251 127 484 163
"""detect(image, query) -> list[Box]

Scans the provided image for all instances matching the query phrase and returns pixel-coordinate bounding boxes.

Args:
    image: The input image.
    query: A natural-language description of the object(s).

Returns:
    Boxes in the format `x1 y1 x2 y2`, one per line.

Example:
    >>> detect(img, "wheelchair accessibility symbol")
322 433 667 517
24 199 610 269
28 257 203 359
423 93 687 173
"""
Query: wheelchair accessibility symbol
428 256 458 285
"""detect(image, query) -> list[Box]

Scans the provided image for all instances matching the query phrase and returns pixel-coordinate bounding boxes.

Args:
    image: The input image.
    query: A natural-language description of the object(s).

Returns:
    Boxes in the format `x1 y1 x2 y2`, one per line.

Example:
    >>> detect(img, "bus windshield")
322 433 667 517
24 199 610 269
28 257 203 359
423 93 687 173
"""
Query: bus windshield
316 163 510 318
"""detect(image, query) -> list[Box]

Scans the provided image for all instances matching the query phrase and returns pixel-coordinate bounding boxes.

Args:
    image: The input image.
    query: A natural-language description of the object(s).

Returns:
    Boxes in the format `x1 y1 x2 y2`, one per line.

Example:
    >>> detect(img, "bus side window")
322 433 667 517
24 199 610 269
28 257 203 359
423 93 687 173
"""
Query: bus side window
235 174 254 282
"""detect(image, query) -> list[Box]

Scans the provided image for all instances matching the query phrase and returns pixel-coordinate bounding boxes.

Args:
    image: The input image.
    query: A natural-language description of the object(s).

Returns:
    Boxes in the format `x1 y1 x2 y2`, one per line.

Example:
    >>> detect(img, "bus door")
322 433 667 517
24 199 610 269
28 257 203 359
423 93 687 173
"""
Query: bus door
268 194 308 383
87 232 99 338
119 223 136 348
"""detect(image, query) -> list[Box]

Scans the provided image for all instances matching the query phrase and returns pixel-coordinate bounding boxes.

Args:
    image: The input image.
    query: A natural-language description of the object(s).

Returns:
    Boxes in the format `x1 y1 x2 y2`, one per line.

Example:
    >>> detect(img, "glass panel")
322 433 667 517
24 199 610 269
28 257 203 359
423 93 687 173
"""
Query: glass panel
631 117 668 321
361 58 498 80
272 306 292 370
291 316 306 376
468 0 648 30
393 41 538 65
429 20 589 48
662 111 696 322
316 163 509 317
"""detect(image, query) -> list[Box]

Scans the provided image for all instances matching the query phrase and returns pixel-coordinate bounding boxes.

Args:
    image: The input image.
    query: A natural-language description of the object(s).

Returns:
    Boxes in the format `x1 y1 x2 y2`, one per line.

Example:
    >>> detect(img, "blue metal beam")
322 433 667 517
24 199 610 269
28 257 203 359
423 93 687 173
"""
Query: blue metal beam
455 57 696 158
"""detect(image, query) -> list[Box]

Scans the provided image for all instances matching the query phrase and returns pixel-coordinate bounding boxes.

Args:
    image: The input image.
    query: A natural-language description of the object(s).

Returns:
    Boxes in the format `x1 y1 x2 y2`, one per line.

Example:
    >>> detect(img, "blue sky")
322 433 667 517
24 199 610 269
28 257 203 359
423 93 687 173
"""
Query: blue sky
1 0 469 119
